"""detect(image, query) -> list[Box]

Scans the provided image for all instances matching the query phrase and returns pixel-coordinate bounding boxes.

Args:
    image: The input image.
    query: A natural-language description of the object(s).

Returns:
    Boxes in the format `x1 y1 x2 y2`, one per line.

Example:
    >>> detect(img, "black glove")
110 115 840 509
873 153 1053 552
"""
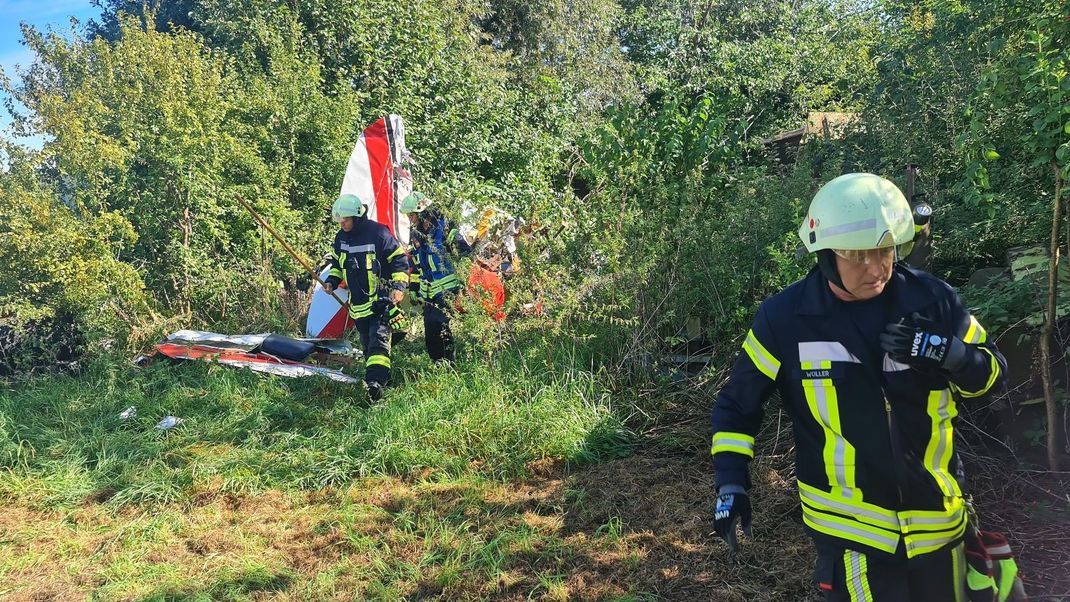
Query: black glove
880 312 967 372
371 298 392 316
714 485 752 552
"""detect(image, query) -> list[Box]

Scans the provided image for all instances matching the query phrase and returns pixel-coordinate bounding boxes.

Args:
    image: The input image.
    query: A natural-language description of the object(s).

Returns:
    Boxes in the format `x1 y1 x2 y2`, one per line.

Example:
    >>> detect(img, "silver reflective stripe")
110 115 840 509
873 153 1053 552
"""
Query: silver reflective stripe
846 550 870 602
902 506 964 530
930 390 958 494
821 218 877 238
805 513 899 551
985 544 1012 556
882 354 911 372
800 490 899 531
812 383 851 496
906 528 960 555
798 341 861 364
340 243 376 253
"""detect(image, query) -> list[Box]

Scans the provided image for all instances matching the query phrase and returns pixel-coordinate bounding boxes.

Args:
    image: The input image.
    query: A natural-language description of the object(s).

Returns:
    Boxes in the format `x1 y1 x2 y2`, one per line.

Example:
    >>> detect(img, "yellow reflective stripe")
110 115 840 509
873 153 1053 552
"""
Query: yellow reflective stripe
802 360 857 497
844 550 872 602
967 565 996 592
798 482 899 531
953 543 966 602
922 389 961 496
801 506 900 554
387 247 405 261
327 268 343 279
366 355 391 369
711 431 755 458
963 315 987 344
995 558 1019 601
348 301 374 319
339 252 348 284
391 271 408 283
742 329 780 380
899 497 966 533
957 348 1000 398
904 514 966 558
409 272 421 283
448 228 459 240
428 255 437 272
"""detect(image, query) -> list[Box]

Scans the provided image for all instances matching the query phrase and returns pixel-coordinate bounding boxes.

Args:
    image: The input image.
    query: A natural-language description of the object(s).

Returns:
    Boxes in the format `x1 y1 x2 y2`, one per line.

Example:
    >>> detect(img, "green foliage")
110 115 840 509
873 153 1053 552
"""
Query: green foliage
0 148 148 350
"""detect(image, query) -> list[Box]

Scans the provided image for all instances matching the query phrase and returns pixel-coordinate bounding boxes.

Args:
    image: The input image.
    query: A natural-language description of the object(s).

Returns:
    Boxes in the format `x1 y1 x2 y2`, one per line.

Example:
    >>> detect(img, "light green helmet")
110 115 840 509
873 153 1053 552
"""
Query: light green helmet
332 193 366 221
398 191 432 214
799 173 914 254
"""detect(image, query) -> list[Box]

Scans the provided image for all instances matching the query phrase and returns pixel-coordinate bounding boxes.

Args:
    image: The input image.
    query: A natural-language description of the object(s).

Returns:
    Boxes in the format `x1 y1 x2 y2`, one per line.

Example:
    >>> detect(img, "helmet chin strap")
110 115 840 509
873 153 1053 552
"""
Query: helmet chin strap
817 249 849 295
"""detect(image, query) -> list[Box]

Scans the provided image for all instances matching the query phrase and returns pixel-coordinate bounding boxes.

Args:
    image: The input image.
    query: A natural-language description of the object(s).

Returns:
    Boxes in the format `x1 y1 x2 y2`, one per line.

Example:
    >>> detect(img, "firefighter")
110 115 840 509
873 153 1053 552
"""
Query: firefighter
711 173 1006 601
323 194 409 401
405 194 471 363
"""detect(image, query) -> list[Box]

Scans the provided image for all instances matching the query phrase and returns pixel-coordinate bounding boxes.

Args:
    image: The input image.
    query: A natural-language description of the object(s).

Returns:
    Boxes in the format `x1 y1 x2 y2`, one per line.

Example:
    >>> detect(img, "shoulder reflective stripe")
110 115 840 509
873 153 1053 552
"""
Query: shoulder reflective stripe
798 341 862 364
711 432 755 458
340 243 376 253
801 506 900 554
798 482 899 531
958 348 1001 398
844 550 872 602
743 329 780 380
802 360 857 496
922 390 961 496
386 247 405 261
366 354 391 369
882 353 911 373
904 515 966 558
963 315 987 344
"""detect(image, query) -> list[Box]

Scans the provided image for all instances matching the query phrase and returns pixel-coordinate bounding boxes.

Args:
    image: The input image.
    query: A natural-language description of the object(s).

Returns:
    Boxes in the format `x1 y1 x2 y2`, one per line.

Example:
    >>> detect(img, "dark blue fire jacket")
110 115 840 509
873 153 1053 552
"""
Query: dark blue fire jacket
711 265 1006 559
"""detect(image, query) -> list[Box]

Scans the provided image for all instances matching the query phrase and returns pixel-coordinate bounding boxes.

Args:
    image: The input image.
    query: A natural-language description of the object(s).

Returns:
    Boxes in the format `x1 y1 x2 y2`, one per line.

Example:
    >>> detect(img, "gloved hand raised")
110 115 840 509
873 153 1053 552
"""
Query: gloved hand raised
714 485 752 552
880 312 967 372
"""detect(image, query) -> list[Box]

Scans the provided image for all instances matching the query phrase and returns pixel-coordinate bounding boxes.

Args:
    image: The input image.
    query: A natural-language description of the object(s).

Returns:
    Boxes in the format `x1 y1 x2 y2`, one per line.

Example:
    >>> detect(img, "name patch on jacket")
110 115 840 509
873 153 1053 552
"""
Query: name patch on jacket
793 366 845 380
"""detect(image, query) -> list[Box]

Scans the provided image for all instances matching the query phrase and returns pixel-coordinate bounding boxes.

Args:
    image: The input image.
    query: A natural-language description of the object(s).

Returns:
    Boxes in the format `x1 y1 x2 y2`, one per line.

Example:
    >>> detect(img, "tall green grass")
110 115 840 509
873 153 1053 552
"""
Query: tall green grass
0 341 633 509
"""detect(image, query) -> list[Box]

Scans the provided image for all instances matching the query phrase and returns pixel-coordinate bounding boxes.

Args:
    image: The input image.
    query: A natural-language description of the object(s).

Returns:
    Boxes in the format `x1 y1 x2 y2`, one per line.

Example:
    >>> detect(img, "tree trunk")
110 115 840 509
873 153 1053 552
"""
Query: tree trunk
1041 162 1064 471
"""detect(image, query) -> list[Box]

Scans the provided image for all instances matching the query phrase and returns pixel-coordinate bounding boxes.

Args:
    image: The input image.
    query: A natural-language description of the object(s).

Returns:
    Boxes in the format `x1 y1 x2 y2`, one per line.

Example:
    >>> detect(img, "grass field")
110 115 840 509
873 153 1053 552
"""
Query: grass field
2 333 1067 600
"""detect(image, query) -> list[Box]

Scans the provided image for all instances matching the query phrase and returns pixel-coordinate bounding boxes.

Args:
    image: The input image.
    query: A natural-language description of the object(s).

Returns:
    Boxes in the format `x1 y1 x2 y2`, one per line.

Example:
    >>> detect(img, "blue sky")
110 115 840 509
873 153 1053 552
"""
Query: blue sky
0 0 101 149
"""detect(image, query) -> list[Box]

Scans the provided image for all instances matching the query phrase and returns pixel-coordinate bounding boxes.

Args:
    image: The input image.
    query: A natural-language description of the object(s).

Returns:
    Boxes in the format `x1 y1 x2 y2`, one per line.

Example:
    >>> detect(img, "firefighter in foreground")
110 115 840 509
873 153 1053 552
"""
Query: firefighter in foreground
711 173 1006 600
323 194 409 401
405 193 471 363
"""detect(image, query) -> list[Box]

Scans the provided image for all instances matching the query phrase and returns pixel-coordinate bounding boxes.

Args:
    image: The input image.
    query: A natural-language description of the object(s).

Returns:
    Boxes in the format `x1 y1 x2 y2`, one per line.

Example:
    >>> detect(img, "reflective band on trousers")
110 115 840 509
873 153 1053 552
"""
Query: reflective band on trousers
366 355 391 369
923 389 961 496
711 431 755 458
802 360 857 497
845 550 872 602
742 329 780 380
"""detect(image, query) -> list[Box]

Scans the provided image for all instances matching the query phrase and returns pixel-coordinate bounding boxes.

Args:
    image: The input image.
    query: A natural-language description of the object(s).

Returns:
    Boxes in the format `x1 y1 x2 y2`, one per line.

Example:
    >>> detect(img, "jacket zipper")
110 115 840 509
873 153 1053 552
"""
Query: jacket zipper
884 396 906 506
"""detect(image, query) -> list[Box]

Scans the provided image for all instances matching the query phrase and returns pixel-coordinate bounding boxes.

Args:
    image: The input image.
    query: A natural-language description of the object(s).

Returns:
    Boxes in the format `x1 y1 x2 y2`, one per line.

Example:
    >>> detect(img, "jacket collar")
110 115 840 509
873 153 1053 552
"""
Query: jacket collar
795 265 935 317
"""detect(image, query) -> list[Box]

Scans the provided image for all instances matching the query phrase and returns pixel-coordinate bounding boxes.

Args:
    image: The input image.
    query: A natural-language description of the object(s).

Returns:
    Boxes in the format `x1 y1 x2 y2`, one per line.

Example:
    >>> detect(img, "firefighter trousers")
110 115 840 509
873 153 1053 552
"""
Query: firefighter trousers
816 542 966 602
423 301 454 363
355 314 392 387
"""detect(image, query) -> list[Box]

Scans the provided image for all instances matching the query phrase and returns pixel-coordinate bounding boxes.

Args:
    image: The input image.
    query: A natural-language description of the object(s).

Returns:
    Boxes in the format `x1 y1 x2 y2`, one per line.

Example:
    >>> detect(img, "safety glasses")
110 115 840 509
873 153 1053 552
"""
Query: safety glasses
832 246 905 265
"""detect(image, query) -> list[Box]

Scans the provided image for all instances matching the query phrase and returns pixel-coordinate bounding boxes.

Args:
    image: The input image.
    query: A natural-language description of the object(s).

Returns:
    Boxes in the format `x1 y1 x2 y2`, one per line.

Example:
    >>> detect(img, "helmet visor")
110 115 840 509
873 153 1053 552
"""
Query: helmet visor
832 246 908 265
